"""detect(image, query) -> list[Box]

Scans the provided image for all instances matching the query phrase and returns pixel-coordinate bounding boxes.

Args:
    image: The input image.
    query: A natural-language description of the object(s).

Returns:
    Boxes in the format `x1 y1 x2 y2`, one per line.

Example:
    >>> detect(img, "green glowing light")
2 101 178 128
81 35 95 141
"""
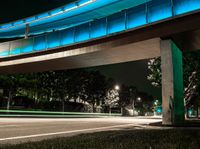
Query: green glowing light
0 110 121 117
171 41 185 124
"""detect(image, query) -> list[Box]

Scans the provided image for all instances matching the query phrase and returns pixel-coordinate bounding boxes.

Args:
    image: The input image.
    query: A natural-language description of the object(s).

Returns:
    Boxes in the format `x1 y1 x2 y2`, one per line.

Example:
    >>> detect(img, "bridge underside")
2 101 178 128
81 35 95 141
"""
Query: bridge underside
172 29 200 52
0 38 160 73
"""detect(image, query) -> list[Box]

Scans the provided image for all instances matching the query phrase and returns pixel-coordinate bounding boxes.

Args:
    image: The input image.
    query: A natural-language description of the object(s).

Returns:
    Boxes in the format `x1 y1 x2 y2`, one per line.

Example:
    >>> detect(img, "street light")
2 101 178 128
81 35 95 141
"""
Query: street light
154 100 159 106
114 85 121 115
137 97 141 102
132 97 142 116
115 85 120 91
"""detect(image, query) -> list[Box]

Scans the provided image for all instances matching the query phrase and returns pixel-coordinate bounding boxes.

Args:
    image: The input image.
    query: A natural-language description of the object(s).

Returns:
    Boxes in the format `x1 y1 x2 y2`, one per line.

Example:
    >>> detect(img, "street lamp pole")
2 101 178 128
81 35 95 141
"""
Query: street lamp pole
132 97 141 116
132 99 135 116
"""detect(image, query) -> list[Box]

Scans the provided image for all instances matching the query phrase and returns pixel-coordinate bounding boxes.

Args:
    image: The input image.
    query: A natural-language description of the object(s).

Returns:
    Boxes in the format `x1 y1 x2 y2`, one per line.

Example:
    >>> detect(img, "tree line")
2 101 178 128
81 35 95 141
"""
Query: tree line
0 69 154 114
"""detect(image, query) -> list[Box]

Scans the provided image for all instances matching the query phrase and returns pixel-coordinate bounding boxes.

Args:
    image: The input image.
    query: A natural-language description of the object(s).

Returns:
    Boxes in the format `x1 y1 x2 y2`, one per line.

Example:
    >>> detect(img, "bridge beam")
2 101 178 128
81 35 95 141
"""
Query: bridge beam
161 40 185 125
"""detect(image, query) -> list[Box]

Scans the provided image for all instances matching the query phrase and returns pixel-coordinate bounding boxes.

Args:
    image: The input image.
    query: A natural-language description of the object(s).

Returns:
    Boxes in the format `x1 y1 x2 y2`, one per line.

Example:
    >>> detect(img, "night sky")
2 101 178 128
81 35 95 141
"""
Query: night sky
88 60 161 99
0 0 74 24
0 0 161 99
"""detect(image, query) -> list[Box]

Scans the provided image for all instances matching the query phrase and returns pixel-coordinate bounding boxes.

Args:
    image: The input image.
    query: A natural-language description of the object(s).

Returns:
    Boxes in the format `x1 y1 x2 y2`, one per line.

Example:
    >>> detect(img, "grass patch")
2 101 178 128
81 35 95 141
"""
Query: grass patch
0 129 200 149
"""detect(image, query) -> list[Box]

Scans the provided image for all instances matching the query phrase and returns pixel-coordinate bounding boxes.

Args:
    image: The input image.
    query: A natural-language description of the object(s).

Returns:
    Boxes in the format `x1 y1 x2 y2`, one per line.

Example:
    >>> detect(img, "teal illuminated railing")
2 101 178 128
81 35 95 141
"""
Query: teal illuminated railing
0 0 149 38
0 0 200 57
0 0 95 31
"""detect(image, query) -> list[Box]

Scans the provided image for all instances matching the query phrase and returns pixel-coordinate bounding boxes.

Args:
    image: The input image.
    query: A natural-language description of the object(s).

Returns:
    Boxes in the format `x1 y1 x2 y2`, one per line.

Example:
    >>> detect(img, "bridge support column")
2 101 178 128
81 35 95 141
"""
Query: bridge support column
160 40 185 125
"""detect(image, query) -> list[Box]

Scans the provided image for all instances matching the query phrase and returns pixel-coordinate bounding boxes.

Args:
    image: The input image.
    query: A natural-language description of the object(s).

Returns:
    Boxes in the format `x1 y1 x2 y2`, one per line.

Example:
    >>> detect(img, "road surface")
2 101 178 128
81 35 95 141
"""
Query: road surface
0 117 161 144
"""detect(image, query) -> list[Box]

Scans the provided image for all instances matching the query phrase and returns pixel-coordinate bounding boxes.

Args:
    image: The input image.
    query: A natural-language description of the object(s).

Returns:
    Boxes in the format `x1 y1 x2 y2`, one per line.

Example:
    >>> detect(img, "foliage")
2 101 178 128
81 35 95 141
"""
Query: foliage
105 89 119 108
84 71 107 109
147 58 161 87
0 69 154 113
0 70 109 112
118 85 137 108
147 51 200 106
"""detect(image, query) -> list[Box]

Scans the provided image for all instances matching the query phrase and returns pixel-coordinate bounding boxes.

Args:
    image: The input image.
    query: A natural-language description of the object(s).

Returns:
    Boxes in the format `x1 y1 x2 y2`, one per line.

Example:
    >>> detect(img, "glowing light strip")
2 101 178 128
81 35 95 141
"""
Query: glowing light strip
0 110 121 116
79 0 96 7
0 0 96 31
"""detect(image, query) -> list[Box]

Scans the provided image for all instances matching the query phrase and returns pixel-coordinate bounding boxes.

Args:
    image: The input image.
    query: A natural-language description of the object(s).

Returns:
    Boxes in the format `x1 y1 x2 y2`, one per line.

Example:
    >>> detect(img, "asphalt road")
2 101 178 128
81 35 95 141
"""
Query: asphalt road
0 117 161 144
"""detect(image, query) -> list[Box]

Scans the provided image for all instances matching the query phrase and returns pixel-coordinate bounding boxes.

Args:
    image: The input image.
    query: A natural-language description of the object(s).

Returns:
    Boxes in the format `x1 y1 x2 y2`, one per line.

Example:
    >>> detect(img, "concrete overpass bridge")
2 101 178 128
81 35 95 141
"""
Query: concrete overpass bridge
0 0 200 125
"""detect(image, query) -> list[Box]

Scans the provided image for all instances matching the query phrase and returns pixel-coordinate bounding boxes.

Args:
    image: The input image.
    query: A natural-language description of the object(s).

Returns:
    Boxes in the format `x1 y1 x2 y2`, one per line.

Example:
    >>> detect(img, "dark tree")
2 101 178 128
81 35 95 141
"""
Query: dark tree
147 51 200 111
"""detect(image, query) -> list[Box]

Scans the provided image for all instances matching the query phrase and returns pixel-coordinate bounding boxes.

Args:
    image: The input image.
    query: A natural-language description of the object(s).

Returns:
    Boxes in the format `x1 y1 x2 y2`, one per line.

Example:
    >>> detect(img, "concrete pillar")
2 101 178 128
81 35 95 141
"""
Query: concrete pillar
160 40 185 125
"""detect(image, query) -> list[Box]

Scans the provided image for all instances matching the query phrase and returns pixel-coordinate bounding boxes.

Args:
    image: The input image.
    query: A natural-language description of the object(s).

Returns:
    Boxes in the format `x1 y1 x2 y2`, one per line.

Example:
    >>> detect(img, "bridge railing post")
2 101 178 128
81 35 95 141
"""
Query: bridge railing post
25 24 29 39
